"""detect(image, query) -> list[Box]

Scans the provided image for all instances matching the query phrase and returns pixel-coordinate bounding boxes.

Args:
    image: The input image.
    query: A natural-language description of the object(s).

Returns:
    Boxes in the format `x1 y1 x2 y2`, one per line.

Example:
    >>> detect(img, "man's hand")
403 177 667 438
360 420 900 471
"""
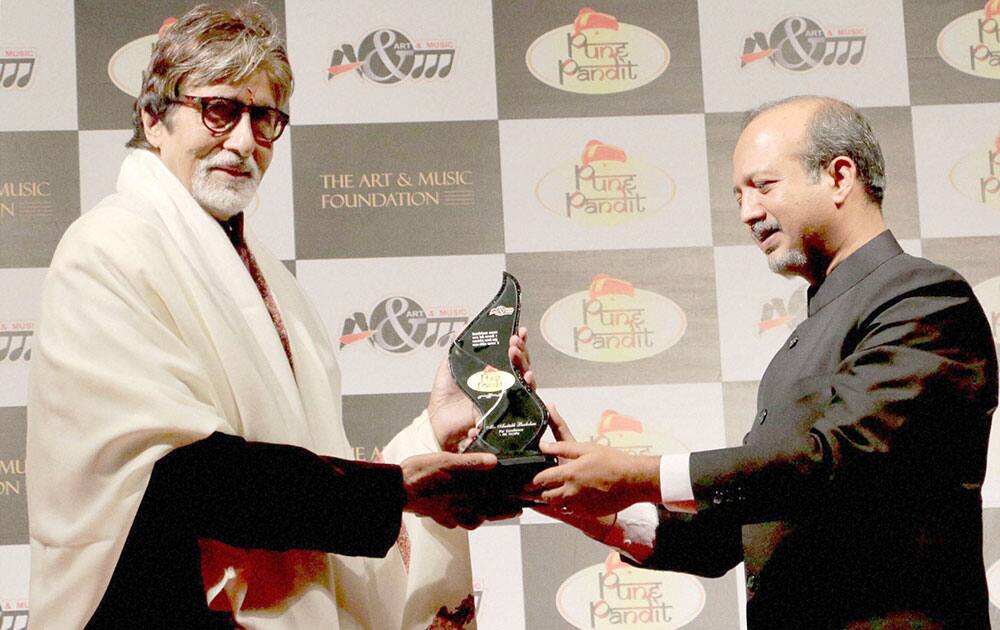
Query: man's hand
531 406 660 516
400 451 503 529
427 326 535 452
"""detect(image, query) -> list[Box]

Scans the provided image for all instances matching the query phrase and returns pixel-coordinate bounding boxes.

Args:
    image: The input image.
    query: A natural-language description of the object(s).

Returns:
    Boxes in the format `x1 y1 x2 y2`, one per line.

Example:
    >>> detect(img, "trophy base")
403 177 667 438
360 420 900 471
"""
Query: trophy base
476 453 558 505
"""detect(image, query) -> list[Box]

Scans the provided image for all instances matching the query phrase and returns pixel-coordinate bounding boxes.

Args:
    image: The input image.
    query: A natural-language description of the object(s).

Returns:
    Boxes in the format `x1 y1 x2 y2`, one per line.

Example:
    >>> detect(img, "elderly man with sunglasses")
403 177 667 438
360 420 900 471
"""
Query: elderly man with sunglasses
25 5 524 629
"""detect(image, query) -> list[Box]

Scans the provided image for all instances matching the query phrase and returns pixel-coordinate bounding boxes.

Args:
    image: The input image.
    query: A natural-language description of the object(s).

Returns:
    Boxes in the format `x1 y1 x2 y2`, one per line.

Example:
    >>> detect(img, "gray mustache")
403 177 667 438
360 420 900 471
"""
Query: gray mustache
751 220 781 241
206 154 260 178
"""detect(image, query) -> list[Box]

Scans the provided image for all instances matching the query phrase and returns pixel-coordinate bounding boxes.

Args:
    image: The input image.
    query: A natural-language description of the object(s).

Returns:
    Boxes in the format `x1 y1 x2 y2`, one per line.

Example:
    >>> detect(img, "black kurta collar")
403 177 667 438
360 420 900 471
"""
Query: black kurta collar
218 212 246 248
806 230 903 316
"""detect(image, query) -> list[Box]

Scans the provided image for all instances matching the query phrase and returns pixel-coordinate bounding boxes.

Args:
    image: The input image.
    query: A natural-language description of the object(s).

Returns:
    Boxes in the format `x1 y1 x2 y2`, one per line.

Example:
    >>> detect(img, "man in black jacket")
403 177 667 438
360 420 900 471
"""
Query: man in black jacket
534 96 998 629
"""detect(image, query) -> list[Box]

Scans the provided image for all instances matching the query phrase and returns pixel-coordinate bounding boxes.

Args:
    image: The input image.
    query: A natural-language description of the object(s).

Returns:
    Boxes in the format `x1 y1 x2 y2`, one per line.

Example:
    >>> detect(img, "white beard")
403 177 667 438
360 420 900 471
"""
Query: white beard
191 152 261 220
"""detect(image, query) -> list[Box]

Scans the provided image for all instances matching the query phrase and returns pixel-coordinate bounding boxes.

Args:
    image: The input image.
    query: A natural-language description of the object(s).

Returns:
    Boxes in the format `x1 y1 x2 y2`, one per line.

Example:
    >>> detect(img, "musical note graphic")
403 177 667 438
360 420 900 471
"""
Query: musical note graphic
822 37 865 66
410 49 455 79
0 330 32 362
0 57 35 88
423 316 466 347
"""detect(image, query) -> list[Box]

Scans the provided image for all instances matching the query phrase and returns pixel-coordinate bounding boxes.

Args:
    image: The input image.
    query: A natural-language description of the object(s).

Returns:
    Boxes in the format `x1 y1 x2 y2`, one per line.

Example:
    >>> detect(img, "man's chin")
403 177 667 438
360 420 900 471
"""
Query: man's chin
767 251 808 277
193 191 253 221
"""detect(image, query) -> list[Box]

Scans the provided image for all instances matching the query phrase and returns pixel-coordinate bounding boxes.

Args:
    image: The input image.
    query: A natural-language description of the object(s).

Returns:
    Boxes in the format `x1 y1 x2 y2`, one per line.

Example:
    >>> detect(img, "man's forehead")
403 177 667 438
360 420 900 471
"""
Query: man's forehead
183 72 277 103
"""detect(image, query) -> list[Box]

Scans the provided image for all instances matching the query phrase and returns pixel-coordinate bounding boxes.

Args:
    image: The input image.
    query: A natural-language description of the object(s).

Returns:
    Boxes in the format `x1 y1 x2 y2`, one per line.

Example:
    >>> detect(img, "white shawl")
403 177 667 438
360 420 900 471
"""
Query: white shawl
26 149 474 629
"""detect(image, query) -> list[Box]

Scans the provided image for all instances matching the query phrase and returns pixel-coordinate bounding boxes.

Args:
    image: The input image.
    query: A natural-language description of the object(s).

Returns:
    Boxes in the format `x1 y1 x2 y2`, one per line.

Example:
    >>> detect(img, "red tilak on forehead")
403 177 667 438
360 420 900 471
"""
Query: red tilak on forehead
246 86 256 104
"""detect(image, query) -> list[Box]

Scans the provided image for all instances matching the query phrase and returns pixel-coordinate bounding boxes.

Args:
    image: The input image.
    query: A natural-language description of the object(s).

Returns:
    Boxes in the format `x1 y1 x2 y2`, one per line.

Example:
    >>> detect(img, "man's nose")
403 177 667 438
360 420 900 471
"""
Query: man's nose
740 191 765 226
223 112 256 157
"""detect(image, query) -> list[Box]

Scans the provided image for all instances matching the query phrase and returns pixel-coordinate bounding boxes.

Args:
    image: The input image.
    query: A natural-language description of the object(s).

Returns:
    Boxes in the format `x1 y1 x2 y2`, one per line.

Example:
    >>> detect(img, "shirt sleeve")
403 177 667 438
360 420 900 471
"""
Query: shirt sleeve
660 453 697 513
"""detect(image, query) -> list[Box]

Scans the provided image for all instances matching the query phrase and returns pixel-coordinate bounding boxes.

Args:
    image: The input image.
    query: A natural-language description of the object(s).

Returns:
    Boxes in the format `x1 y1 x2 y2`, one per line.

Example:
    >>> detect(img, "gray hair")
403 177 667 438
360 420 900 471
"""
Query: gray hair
127 2 293 150
743 96 886 206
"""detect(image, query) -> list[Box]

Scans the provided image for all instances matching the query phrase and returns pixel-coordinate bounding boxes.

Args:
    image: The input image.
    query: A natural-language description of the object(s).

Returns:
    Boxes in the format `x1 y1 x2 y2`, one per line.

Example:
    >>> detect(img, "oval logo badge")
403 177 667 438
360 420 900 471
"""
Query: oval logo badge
535 140 675 227
588 410 690 456
948 140 1000 209
467 368 516 393
526 8 669 94
556 551 705 628
108 33 159 97
936 8 1000 80
540 274 686 363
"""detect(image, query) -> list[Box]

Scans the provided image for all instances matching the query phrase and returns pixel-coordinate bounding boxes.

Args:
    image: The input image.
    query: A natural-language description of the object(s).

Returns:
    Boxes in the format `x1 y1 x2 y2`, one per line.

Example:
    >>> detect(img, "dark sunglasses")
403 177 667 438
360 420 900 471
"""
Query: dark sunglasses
169 95 289 143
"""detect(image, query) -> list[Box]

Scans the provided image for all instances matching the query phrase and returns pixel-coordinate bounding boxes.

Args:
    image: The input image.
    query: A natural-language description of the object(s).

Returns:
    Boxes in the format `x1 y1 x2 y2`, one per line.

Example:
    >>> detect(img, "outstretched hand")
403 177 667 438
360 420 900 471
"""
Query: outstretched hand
530 405 661 517
400 451 500 529
427 326 535 452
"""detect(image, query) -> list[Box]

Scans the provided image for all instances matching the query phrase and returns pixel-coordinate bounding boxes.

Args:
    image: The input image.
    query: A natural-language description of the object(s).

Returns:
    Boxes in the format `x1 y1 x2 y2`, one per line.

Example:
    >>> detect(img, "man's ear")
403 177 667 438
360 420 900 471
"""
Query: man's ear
827 156 857 206
141 110 165 149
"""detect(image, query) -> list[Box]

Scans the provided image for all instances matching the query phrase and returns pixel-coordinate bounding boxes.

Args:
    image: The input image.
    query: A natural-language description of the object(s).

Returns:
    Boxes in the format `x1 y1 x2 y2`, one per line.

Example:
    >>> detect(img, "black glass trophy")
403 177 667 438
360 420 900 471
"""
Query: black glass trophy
449 272 556 497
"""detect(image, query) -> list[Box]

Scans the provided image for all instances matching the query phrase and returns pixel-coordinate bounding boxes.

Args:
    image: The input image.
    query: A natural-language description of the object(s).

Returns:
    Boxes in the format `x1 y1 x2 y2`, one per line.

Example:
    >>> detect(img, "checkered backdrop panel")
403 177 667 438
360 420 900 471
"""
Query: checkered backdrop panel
1 1 999 628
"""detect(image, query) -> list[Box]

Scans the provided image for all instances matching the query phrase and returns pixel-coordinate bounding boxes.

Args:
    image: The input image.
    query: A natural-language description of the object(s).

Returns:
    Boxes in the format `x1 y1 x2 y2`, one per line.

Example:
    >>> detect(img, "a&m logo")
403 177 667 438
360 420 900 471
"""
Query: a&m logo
328 28 456 84
587 410 689 456
535 140 675 227
339 296 468 354
0 600 28 630
741 16 867 72
526 8 669 94
972 276 1000 358
0 322 33 363
758 285 807 337
938 0 1000 79
540 274 686 362
556 551 704 628
108 18 177 97
949 131 1000 209
0 47 35 90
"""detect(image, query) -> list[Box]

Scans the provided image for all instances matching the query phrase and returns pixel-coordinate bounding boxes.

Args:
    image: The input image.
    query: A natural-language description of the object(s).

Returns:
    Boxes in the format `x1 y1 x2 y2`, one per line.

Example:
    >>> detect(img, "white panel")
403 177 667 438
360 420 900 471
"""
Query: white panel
912 103 1000 238
0 0 77 131
286 0 497 124
699 0 910 112
500 114 712 252
0 269 46 407
0 544 29 627
713 245 806 382
519 382 725 525
469 525 525 630
295 254 506 394
78 130 131 214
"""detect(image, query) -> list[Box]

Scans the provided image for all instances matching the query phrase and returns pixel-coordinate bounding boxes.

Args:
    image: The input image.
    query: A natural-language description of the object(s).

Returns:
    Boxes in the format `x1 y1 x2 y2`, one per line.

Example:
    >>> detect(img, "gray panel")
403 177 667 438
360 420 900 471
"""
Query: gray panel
494 0 703 119
507 247 721 388
0 407 27 544
0 131 80 267
708 106 919 247
342 391 429 460
75 0 286 131
905 0 1000 106
520 523 741 629
291 121 504 259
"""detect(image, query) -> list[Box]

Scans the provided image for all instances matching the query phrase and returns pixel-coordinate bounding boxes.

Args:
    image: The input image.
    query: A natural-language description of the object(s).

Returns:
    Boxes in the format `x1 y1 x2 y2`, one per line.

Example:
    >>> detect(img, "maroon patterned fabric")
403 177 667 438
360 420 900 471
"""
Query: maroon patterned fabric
220 213 295 372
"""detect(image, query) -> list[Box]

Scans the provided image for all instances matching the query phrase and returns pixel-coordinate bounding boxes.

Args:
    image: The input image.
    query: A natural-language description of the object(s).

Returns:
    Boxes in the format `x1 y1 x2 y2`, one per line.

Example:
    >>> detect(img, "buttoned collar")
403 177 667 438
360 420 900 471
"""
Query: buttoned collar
806 230 902 316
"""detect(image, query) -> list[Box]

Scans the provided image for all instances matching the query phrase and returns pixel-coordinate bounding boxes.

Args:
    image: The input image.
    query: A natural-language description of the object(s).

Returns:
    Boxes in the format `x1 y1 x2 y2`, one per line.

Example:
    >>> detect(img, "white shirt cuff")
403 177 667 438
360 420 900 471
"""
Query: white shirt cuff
660 453 697 513
606 503 658 563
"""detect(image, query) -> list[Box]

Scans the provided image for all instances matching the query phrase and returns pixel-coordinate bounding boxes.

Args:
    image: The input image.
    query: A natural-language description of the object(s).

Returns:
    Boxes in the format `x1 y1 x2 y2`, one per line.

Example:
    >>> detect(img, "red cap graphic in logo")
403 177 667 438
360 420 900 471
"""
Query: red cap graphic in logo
604 550 626 576
573 8 620 35
580 140 627 166
597 409 643 436
158 17 178 37
986 0 1000 20
588 273 635 300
